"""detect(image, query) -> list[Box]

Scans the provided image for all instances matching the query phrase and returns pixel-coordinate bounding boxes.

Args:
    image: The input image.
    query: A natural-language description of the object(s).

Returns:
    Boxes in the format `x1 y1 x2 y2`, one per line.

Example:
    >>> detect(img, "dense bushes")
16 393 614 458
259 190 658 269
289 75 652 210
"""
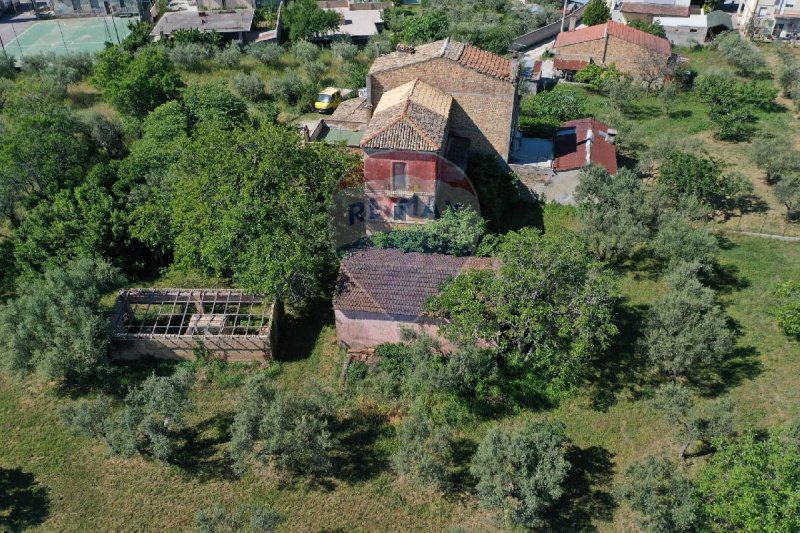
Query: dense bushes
371 207 486 256
519 85 587 137
776 281 800 339
229 377 335 477
392 409 453 489
0 259 124 387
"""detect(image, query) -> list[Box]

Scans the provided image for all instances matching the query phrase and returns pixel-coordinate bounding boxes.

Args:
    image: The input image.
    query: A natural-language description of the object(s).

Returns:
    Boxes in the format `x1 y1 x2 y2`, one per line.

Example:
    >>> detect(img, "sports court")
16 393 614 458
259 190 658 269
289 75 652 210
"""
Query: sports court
3 16 136 57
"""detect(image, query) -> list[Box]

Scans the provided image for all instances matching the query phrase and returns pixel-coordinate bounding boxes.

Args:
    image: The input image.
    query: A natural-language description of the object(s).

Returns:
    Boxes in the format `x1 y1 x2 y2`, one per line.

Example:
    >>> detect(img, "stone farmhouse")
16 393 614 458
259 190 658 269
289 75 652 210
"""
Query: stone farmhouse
367 39 521 162
333 248 494 350
551 21 672 77
359 39 521 226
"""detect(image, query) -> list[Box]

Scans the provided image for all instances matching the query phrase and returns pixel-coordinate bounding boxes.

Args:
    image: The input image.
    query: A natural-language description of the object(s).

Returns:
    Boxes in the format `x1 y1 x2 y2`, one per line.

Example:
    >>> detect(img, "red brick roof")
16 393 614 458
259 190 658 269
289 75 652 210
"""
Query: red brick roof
553 58 589 71
621 2 691 16
333 248 495 317
553 118 618 174
554 21 671 57
369 39 516 83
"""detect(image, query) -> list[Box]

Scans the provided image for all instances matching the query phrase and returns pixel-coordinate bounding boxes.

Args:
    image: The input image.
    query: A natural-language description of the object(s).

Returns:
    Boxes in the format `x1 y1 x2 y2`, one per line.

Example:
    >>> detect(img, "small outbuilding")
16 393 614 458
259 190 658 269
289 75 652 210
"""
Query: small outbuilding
151 9 255 42
109 288 280 362
333 248 494 350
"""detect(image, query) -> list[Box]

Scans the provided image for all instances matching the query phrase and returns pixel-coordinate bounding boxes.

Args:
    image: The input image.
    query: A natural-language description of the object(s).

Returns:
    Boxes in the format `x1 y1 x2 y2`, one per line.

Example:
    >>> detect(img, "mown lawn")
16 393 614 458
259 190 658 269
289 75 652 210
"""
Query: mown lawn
2 206 798 532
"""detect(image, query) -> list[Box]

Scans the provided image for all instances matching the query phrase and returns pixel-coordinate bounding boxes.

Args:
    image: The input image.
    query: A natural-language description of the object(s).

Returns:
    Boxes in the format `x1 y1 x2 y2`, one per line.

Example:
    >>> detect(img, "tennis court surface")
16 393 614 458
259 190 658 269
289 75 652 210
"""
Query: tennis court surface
5 16 136 57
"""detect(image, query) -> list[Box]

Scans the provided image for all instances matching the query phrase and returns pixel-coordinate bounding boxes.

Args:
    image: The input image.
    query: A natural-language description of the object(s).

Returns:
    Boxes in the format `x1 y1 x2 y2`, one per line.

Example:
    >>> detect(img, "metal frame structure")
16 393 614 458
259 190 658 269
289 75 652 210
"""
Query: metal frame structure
109 288 280 362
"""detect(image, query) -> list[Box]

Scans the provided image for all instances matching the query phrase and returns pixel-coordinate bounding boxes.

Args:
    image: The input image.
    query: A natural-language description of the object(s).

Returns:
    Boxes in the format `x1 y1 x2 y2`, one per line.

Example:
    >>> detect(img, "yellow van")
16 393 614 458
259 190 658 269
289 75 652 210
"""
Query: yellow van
315 87 342 113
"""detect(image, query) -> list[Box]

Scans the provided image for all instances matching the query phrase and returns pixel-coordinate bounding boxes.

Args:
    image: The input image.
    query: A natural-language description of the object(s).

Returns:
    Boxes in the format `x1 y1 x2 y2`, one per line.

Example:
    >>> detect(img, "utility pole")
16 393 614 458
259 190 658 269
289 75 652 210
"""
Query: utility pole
560 0 569 32
10 22 23 56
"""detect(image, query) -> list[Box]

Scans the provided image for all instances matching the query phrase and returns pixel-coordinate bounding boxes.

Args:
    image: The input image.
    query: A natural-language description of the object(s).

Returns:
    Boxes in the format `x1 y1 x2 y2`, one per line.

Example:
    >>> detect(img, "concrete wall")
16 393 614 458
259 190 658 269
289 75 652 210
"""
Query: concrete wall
510 4 586 52
369 58 517 161
335 309 454 350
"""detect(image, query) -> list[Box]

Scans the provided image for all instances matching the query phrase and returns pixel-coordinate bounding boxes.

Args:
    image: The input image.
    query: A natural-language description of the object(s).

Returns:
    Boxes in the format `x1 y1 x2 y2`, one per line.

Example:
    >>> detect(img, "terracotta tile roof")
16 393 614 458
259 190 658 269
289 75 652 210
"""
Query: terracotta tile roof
553 118 618 174
360 79 453 151
621 2 691 16
553 57 589 71
369 38 515 82
554 21 671 57
333 248 495 317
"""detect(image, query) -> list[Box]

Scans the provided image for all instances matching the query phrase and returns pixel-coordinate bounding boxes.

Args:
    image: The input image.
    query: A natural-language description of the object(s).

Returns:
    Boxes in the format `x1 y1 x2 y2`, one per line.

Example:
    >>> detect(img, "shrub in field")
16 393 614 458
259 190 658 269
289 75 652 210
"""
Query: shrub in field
232 71 266 102
230 377 335 477
195 504 283 533
0 258 124 387
393 409 453 489
246 42 283 66
617 455 700 533
776 281 800 339
169 43 212 71
642 267 734 378
291 39 320 62
331 40 358 62
215 44 243 69
471 420 570 528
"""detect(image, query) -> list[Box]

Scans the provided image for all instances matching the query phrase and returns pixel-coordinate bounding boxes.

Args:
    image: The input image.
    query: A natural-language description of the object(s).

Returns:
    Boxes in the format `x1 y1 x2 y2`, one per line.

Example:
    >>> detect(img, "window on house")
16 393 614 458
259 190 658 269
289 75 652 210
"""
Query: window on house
391 162 407 191
759 6 769 15
393 202 407 221
689 28 698 32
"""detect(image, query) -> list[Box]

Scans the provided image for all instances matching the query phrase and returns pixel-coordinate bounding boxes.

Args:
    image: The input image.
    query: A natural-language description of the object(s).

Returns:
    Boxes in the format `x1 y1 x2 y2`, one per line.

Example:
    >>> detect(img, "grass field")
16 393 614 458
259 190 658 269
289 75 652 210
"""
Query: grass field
5 16 135 58
2 206 798 532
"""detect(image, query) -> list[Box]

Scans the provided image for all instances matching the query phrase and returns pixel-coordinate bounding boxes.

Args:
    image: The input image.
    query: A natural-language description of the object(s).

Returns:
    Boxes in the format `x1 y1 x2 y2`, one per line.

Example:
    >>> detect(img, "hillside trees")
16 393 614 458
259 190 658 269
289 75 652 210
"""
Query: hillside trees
427 229 618 395
0 259 124 387
471 420 570 528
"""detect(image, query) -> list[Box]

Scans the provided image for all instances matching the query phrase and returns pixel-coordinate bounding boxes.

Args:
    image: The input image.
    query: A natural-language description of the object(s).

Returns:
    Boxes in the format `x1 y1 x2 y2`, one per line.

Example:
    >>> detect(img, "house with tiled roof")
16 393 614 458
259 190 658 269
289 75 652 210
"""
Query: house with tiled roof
619 0 732 46
367 38 520 162
333 248 495 349
554 118 618 175
552 21 672 76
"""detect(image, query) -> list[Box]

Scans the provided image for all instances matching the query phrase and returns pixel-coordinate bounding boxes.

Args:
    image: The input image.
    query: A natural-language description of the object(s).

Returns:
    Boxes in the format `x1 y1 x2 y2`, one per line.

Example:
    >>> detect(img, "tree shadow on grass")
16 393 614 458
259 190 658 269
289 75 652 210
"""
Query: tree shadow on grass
175 413 238 482
543 445 616 532
0 468 50 532
328 409 392 485
587 298 653 411
690 345 762 398
277 301 334 363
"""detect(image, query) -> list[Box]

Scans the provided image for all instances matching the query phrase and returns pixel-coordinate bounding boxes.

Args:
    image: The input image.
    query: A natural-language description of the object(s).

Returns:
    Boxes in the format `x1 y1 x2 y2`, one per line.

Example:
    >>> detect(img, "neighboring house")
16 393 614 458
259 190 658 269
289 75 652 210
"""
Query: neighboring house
515 118 618 204
151 9 255 42
367 38 521 162
551 21 672 76
50 0 139 17
620 0 691 23
654 11 732 45
737 0 800 37
333 248 494 350
317 0 387 43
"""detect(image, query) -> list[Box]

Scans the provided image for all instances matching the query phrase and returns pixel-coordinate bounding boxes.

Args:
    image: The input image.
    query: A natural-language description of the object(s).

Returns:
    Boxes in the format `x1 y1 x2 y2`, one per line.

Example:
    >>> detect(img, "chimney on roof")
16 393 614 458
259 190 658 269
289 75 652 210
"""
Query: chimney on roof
396 43 416 54
585 128 594 166
606 128 617 145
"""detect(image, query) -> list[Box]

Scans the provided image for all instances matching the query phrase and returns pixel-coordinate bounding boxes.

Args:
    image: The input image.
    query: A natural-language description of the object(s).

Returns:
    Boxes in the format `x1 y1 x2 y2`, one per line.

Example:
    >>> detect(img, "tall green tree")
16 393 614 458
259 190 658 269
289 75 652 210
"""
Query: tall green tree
697 430 800 532
471 420 570 528
166 120 359 305
427 229 618 395
283 0 340 42
582 0 611 26
93 46 183 117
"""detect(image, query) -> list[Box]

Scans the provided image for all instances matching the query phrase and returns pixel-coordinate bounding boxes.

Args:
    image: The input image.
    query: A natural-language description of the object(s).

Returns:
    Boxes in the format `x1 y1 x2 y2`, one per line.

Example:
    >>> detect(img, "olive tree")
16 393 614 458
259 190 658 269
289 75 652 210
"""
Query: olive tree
470 420 570 528
229 377 335 477
616 455 701 533
642 266 735 379
392 409 453 489
0 258 124 387
575 166 652 260
61 367 196 462
195 503 283 533
776 281 800 339
650 216 719 271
